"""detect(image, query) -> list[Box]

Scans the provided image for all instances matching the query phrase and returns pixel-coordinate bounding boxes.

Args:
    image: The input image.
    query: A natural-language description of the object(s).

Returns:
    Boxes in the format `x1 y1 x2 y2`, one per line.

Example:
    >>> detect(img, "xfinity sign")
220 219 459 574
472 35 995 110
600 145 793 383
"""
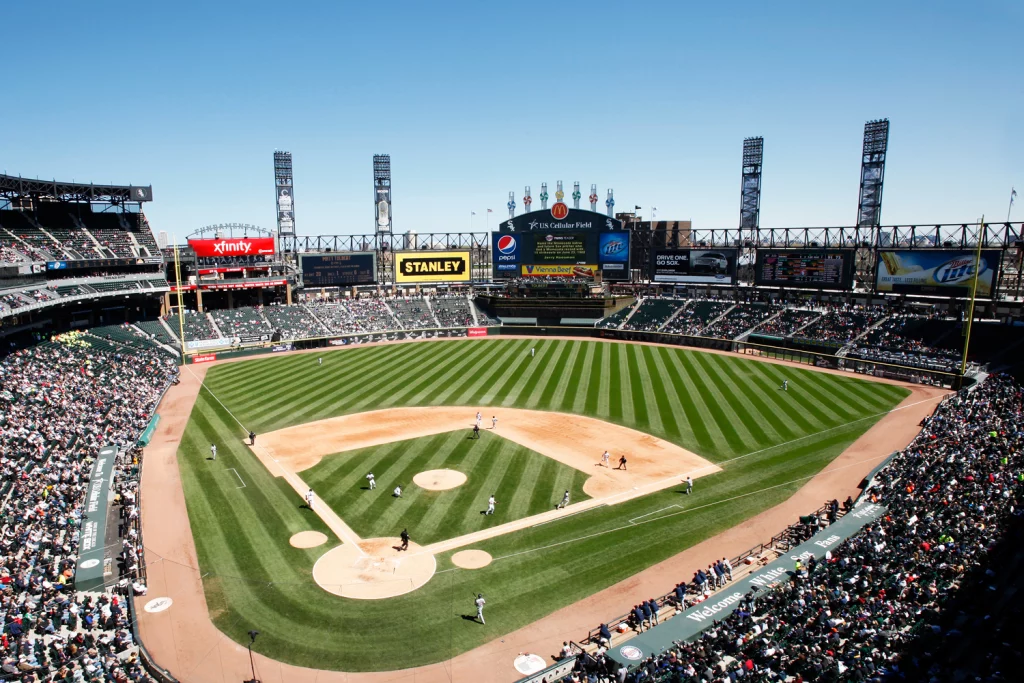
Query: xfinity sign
188 237 276 258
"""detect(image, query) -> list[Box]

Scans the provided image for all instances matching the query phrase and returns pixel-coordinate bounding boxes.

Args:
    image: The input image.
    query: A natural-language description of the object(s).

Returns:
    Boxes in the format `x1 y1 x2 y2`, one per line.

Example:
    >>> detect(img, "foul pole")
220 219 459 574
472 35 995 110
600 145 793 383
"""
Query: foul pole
172 236 187 363
960 216 984 378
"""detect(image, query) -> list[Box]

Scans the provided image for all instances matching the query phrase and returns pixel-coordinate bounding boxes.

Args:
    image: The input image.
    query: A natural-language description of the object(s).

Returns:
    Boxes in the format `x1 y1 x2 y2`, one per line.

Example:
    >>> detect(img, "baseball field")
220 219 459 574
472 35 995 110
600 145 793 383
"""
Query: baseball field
173 337 910 671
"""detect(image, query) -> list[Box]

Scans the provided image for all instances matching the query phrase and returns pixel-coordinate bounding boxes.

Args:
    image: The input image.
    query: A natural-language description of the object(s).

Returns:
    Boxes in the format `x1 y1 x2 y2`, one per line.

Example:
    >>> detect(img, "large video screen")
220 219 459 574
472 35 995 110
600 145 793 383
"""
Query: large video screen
876 250 1000 298
300 253 376 286
651 249 737 284
492 232 628 280
755 249 855 289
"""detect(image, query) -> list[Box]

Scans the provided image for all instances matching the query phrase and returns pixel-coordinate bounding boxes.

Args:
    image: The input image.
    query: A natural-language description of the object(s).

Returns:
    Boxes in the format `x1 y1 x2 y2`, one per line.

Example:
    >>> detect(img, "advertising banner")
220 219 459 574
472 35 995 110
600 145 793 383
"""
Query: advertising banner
755 249 855 289
395 251 471 283
300 253 376 286
186 338 231 350
599 232 630 281
75 445 118 591
467 327 488 338
651 249 737 284
192 353 217 363
530 233 594 264
277 186 295 236
876 250 1000 297
188 237 276 258
492 233 521 276
521 264 598 278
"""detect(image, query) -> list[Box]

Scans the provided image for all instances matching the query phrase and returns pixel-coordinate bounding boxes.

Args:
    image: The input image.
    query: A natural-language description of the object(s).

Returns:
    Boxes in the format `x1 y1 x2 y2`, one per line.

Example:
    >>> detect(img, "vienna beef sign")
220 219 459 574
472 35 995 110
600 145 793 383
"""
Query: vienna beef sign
395 251 471 283
188 237 276 258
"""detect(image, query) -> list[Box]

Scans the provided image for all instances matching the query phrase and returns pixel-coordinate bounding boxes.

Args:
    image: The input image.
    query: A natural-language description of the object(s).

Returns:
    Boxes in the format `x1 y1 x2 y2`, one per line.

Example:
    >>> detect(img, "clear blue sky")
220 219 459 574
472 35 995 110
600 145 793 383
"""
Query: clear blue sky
2 1 1020 237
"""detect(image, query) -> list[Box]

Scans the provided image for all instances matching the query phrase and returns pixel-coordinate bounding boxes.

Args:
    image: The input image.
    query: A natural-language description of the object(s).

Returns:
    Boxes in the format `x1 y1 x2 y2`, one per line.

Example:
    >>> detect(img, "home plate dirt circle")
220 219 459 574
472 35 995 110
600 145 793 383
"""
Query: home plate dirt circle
312 538 436 599
451 549 492 569
289 531 328 548
413 468 467 491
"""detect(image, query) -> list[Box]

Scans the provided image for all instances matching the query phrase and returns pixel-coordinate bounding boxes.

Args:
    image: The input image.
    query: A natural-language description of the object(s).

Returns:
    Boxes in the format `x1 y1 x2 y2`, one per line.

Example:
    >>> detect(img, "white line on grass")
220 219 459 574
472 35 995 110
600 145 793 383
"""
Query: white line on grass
629 504 681 524
228 468 246 488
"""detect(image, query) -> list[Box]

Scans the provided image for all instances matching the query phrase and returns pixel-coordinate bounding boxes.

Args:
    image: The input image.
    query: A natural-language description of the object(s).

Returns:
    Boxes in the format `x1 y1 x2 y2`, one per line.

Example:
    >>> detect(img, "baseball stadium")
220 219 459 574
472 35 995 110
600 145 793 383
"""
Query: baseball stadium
3 126 1024 683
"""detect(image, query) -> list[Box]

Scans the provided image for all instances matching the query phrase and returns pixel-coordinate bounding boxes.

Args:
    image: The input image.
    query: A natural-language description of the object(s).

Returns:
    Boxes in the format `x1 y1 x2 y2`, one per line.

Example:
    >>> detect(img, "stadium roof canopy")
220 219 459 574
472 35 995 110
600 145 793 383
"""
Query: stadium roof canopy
0 173 152 204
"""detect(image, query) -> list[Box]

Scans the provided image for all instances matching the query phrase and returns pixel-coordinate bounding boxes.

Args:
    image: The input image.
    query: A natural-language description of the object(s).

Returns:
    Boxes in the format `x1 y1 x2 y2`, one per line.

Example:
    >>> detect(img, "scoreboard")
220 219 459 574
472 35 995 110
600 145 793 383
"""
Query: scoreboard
754 249 854 289
300 253 376 286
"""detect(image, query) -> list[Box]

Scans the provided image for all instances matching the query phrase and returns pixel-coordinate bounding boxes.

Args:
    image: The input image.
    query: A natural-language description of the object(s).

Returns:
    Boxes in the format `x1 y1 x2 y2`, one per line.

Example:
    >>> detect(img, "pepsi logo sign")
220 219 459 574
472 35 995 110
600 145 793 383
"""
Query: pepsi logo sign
497 235 517 255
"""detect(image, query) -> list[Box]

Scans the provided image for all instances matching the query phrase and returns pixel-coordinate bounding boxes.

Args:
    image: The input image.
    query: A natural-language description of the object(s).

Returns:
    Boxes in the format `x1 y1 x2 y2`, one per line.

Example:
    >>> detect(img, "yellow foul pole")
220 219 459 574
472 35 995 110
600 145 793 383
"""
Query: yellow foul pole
959 216 984 378
172 236 187 364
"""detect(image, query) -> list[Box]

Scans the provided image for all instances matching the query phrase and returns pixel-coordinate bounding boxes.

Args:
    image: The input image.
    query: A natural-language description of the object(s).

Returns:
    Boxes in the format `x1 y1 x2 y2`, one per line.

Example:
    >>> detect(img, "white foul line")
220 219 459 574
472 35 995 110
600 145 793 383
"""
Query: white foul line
228 468 246 488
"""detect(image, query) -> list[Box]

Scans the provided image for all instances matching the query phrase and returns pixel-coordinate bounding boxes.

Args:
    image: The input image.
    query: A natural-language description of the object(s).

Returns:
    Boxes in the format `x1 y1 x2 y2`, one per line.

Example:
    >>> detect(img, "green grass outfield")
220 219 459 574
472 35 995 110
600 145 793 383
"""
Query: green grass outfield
177 338 909 671
302 430 590 544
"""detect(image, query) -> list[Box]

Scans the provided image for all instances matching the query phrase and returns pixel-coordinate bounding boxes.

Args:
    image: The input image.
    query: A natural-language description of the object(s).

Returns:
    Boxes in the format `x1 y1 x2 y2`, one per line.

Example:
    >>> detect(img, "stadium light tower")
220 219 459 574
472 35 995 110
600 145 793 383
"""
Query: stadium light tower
740 137 763 236
373 154 393 287
856 119 889 228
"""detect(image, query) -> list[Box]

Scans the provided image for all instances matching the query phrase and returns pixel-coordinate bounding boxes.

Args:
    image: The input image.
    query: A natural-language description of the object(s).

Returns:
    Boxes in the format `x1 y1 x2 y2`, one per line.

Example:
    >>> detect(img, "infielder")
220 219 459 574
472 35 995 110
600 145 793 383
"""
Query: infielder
557 490 570 509
393 485 403 497
400 529 410 551
491 416 498 429
210 443 217 461
475 411 482 426
305 488 315 510
601 451 611 467
684 476 693 495
475 593 486 624
366 472 376 490
486 495 496 515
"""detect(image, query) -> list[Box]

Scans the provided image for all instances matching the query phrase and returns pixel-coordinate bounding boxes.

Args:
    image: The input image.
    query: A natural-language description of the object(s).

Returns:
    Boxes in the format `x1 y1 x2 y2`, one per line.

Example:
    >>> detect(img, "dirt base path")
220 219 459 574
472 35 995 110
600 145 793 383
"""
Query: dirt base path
137 341 948 683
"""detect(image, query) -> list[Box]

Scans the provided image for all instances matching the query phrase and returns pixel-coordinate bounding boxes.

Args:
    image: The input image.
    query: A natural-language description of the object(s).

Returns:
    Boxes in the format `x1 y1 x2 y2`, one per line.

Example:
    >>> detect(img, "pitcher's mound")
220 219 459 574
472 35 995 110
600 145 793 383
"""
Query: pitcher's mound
312 538 436 599
413 469 467 491
452 549 492 569
289 531 328 548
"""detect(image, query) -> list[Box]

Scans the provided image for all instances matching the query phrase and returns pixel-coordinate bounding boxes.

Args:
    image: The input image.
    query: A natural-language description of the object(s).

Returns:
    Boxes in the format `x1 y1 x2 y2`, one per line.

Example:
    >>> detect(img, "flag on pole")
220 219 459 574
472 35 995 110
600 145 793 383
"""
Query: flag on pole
1012 188 1018 206
487 208 493 213
471 211 477 215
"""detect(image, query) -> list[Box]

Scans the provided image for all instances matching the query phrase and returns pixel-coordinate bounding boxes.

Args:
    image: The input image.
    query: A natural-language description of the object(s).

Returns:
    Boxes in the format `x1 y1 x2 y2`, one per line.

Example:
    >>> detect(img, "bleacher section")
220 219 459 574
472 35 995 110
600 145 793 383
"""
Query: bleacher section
0 207 160 264
211 306 272 338
751 308 820 337
390 298 436 329
264 303 326 340
166 311 219 341
136 320 179 348
307 300 398 334
662 301 732 336
621 299 685 331
432 296 474 328
701 303 777 339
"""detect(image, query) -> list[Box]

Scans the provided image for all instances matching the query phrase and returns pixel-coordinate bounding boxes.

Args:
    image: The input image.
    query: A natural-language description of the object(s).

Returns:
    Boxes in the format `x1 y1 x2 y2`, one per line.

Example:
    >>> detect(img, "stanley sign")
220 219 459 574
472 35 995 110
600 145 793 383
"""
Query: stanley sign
395 251 472 283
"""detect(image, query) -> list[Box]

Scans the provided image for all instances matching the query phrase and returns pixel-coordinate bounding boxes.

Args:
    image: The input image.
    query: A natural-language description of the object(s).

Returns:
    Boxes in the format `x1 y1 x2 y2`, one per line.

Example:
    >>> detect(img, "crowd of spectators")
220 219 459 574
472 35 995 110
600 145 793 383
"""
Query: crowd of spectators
0 331 178 681
620 299 687 332
263 303 327 340
751 309 822 337
662 301 733 336
702 303 779 340
209 307 272 339
431 295 474 328
573 374 1024 683
306 299 398 335
796 304 888 345
390 297 438 329
164 311 219 342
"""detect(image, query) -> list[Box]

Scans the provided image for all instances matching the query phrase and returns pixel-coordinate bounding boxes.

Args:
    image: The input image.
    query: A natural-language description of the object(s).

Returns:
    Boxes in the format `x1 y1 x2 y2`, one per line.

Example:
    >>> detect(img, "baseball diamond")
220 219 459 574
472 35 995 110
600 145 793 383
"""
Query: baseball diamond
151 337 918 672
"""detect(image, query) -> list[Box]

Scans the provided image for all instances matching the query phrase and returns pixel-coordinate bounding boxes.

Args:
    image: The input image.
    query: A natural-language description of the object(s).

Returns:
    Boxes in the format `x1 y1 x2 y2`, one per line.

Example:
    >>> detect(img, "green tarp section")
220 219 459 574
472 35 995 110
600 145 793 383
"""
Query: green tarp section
608 502 887 667
75 445 118 592
137 414 160 447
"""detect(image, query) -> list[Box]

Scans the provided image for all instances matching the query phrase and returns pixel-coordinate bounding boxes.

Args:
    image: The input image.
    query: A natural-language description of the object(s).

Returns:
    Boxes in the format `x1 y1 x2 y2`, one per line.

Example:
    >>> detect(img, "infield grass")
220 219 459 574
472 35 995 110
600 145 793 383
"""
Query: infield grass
302 430 590 544
176 338 910 671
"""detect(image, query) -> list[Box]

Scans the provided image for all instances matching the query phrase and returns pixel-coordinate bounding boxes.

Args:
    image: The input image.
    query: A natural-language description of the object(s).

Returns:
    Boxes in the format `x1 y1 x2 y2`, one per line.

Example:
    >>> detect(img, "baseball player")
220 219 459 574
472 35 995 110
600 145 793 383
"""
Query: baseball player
530 347 535 357
305 489 315 510
393 485 403 497
475 411 482 428
781 379 788 392
601 451 611 467
472 423 480 439
486 495 496 515
400 529 410 551
366 472 376 490
557 490 570 509
615 455 628 470
318 357 322 366
249 431 256 446
210 443 217 461
685 476 693 495
491 416 498 429
475 593 486 624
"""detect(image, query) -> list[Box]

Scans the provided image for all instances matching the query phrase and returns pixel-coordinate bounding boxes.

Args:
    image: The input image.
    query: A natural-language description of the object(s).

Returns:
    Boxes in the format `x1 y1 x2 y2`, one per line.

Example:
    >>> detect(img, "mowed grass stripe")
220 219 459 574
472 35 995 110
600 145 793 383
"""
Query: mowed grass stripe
501 340 559 406
708 354 799 442
687 352 765 450
553 341 586 413
449 340 531 405
674 352 749 456
754 361 844 427
655 347 713 454
382 339 496 407
699 353 779 445
607 343 623 421
530 340 575 409
641 346 683 443
474 340 534 405
583 342 604 417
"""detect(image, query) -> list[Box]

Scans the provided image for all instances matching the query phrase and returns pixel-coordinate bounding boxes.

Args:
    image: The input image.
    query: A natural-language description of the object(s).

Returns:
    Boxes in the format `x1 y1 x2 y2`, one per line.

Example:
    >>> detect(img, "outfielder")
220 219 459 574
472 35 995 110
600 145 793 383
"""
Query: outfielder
530 347 535 357
486 495 496 515
318 357 322 366
781 379 788 391
557 490 570 509
393 485 403 497
305 488 315 510
475 593 486 624
366 472 376 490
210 443 217 461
